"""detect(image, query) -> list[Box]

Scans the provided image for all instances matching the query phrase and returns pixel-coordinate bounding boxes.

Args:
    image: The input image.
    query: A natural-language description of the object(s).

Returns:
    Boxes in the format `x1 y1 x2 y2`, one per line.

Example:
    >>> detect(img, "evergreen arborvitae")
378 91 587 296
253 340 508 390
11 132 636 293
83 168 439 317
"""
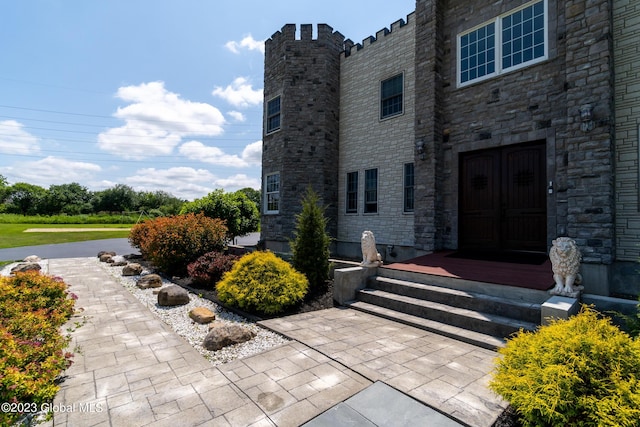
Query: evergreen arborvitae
290 187 331 294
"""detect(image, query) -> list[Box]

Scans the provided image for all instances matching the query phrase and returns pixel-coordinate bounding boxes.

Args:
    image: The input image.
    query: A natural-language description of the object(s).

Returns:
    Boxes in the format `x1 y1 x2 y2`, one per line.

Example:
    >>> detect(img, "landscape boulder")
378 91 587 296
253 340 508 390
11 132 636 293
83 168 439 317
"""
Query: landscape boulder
11 263 41 274
122 263 143 276
189 307 216 324
99 253 113 263
23 255 41 262
137 274 163 289
98 251 116 262
109 255 128 266
157 285 190 306
202 324 256 351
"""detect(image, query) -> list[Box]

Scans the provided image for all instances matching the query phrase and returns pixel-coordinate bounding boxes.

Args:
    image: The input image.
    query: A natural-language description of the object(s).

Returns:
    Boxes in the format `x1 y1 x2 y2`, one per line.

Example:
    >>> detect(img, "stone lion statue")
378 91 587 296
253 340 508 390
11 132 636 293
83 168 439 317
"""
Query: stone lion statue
549 237 583 297
361 230 382 267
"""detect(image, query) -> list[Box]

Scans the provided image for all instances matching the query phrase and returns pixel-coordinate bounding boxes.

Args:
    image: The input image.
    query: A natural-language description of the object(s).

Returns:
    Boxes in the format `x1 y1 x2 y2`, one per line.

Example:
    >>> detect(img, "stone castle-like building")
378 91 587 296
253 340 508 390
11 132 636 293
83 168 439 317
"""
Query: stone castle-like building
261 0 640 298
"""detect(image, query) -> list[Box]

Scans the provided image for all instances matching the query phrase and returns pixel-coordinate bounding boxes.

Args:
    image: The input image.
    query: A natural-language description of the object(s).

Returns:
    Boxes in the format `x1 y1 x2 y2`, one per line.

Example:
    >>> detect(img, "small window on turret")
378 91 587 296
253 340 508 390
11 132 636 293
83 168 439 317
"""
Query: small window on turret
266 96 281 134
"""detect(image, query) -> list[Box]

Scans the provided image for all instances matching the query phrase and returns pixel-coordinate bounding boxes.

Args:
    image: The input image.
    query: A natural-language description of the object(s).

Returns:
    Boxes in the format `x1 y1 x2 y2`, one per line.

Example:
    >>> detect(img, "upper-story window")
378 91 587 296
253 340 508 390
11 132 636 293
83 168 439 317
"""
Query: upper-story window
380 74 403 119
266 96 281 134
458 0 547 87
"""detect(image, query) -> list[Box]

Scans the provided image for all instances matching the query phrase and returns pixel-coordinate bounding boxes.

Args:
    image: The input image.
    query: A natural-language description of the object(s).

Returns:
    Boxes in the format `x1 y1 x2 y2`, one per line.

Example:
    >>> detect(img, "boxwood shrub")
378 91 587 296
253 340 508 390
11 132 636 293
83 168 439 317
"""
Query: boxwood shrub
490 306 640 426
216 251 308 315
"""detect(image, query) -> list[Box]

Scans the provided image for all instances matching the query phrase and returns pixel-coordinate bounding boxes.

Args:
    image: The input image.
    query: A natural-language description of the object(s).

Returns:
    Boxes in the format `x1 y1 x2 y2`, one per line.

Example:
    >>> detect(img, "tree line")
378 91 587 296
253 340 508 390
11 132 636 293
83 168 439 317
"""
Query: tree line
0 174 261 237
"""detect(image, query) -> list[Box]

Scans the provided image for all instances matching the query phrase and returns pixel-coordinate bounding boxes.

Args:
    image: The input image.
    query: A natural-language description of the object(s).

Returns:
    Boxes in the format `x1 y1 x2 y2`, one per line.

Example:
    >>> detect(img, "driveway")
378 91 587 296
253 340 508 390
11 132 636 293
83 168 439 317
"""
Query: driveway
0 232 261 261
0 238 140 261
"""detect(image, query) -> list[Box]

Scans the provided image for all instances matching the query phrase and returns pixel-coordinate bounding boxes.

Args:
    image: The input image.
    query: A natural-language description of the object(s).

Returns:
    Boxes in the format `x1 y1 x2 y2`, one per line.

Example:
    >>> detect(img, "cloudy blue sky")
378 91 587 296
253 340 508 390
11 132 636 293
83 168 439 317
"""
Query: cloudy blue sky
0 0 414 200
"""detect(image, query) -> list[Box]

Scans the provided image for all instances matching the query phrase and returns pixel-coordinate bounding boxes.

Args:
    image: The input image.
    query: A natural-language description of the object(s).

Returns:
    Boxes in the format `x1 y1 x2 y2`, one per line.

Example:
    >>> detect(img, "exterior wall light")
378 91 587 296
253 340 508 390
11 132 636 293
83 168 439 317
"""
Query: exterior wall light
415 139 426 160
579 104 594 132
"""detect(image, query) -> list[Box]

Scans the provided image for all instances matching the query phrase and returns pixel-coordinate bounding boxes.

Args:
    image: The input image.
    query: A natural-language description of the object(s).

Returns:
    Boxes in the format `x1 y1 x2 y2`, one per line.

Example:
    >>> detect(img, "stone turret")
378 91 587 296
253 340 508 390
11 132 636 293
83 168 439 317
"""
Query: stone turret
261 24 345 252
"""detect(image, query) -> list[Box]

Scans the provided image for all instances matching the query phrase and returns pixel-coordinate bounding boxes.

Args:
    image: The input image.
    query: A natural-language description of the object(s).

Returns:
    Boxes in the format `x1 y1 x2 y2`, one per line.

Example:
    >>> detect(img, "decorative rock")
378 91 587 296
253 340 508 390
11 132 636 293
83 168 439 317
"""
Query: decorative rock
99 253 113 263
11 263 41 274
109 255 128 266
137 274 163 289
189 307 216 324
157 285 190 306
202 324 256 351
122 263 143 276
23 255 41 262
98 251 116 259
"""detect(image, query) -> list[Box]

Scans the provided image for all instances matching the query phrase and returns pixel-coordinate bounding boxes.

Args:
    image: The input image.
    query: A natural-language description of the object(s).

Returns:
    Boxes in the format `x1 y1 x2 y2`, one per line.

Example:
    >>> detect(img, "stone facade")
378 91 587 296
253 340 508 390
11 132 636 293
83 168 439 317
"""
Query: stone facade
262 0 637 297
337 15 416 260
613 0 640 294
262 24 344 252
414 0 616 292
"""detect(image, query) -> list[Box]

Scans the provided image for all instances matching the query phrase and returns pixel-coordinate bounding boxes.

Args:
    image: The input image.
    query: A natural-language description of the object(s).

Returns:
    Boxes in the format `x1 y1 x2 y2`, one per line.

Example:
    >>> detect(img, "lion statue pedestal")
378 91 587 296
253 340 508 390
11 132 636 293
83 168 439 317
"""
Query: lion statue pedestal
549 237 584 298
361 231 382 267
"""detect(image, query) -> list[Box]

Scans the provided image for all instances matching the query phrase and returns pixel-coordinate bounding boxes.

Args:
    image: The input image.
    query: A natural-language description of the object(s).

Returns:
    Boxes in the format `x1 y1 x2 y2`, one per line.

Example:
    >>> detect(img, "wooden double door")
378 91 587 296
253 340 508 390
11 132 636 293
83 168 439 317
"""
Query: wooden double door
459 142 547 253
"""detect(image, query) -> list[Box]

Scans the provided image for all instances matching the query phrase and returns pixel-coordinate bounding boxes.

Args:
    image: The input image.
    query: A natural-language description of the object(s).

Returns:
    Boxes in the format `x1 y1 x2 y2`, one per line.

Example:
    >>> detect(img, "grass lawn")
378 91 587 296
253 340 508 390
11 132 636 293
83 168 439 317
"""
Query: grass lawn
0 223 132 249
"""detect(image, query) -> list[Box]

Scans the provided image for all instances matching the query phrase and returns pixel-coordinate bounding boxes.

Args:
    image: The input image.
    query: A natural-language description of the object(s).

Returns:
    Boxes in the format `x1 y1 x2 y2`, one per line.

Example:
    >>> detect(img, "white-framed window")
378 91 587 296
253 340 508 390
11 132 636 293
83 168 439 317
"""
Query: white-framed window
380 74 403 119
265 172 280 214
266 96 281 134
458 0 547 87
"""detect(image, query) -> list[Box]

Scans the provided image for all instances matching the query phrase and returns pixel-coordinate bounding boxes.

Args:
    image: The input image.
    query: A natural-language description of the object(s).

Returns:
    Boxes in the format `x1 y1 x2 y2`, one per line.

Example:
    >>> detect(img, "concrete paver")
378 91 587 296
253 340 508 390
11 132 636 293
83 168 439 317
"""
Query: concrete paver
35 257 506 426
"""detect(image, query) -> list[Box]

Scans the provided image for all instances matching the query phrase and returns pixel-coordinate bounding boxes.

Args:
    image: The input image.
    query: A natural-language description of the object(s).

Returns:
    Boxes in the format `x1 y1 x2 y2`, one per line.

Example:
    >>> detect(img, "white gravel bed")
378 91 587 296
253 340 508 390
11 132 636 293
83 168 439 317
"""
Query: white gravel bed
95 258 290 365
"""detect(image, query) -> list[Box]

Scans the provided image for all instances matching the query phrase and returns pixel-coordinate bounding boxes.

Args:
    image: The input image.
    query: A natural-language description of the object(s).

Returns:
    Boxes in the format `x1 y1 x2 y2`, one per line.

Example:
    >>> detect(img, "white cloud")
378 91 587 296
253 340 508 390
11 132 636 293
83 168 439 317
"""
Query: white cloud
213 174 260 192
227 111 246 122
125 166 216 200
178 140 262 168
212 77 263 108
98 81 225 159
124 167 258 200
0 120 41 155
0 156 100 187
225 35 265 55
241 140 262 165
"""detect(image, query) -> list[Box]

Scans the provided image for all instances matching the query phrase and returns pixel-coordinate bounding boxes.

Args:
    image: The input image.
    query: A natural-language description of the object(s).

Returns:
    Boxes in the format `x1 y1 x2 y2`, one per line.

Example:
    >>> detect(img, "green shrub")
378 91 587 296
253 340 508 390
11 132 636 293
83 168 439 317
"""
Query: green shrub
0 272 76 425
290 187 331 294
187 251 239 288
216 251 308 315
490 306 640 427
129 213 228 276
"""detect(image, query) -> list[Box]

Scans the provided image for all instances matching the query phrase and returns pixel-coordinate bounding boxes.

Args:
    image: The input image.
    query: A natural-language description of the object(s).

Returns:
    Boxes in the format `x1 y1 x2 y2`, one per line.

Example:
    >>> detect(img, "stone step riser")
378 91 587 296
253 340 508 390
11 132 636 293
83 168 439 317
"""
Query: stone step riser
367 277 541 324
357 290 525 337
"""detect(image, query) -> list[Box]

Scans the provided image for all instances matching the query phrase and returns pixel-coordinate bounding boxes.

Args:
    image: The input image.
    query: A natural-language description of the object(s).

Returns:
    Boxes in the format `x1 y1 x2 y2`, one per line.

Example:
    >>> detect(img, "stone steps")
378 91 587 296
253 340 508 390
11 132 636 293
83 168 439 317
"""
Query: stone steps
347 273 542 350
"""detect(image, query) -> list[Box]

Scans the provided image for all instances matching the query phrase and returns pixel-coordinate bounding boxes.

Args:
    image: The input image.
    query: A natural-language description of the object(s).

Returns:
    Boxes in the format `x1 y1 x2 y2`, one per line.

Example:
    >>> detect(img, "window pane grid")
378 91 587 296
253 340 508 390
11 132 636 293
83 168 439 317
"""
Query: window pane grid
266 97 281 133
265 173 280 212
381 75 403 119
460 23 495 84
502 1 545 70
459 0 545 85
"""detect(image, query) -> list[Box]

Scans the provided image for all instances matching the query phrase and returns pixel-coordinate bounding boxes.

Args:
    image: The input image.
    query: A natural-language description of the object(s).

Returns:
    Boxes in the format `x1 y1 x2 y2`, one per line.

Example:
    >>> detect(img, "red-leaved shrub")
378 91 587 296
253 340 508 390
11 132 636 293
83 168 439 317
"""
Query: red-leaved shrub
129 213 228 276
187 251 239 288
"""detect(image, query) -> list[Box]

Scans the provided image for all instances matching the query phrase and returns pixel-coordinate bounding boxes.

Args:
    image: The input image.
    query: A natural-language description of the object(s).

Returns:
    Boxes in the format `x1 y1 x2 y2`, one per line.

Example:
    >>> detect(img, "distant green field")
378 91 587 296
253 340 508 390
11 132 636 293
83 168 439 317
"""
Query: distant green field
0 223 132 249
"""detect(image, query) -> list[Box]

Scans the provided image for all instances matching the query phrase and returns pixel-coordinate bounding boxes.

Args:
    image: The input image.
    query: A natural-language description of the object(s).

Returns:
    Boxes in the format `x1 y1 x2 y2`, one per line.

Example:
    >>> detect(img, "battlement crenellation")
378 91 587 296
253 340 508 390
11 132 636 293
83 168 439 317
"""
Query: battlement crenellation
343 12 414 58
